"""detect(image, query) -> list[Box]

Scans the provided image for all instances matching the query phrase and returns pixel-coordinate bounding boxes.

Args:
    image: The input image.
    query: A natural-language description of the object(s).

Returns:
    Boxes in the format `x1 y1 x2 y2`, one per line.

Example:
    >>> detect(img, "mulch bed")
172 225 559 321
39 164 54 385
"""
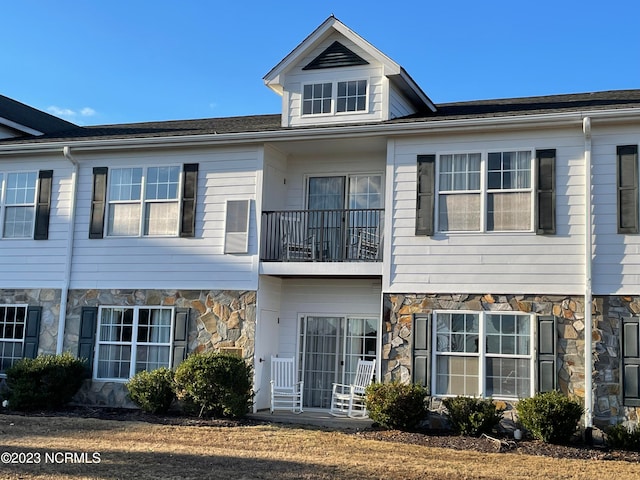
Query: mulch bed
4 406 640 463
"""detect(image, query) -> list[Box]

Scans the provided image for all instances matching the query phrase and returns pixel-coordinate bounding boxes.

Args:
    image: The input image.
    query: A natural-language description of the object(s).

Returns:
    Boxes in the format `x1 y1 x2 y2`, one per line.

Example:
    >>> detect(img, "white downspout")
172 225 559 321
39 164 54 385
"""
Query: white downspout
57 146 78 354
583 117 593 428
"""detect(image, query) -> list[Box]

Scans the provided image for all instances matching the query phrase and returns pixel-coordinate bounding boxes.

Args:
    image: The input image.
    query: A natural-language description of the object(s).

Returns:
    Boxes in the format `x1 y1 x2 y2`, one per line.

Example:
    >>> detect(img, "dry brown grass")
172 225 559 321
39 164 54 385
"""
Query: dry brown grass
0 414 638 480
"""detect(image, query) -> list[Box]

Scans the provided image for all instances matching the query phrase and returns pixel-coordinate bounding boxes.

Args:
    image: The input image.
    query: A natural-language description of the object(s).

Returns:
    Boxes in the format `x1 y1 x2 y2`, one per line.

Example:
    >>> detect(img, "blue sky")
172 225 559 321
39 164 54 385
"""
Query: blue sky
3 1 639 126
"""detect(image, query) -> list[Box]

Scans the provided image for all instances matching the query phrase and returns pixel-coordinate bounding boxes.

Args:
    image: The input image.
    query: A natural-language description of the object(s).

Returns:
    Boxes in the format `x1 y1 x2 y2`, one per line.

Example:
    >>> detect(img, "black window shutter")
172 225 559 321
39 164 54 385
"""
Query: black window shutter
412 313 431 394
180 164 198 238
23 306 42 359
172 308 190 369
537 315 557 393
89 167 108 239
623 317 640 406
34 170 53 240
536 149 556 235
617 145 639 234
78 307 98 374
416 155 435 236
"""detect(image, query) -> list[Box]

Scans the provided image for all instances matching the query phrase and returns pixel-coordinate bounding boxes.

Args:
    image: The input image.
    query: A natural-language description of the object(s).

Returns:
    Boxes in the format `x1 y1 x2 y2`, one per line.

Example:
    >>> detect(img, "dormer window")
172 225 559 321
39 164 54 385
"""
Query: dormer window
302 80 368 116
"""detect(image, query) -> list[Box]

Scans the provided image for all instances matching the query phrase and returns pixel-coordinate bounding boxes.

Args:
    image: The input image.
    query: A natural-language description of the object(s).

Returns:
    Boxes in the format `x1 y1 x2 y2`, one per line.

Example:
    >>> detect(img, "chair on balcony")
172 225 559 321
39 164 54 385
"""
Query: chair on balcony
354 227 381 260
330 359 376 418
270 356 304 413
280 215 316 261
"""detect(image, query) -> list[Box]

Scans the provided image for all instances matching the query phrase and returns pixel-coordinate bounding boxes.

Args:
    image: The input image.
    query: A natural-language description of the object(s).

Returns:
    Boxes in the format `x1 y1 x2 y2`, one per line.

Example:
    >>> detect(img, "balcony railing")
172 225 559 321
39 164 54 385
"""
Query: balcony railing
261 209 383 262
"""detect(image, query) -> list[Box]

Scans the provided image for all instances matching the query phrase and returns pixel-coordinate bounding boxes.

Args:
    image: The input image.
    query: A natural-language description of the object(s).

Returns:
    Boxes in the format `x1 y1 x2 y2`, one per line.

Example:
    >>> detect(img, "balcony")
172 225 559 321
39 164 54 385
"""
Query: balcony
261 209 383 263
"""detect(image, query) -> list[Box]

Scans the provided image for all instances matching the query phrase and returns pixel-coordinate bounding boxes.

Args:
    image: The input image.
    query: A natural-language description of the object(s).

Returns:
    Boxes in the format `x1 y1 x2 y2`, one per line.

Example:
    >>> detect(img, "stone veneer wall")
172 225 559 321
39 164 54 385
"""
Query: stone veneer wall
67 289 256 407
595 296 640 427
0 289 61 357
383 293 593 422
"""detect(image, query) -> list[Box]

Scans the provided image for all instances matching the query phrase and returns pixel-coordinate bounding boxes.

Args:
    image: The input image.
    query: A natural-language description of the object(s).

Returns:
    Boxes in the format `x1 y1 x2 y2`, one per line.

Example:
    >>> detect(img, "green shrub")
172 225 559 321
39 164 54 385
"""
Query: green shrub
6 352 86 411
516 391 583 444
126 367 176 414
174 352 253 418
606 423 640 451
365 382 429 430
442 396 504 436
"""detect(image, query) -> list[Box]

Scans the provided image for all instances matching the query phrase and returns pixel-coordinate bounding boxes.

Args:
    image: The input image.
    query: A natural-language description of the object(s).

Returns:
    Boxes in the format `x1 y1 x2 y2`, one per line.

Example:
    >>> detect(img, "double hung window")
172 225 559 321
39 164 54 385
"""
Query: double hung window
107 166 180 237
437 151 532 232
0 305 27 372
95 306 173 380
302 80 368 116
434 311 532 399
1 172 37 238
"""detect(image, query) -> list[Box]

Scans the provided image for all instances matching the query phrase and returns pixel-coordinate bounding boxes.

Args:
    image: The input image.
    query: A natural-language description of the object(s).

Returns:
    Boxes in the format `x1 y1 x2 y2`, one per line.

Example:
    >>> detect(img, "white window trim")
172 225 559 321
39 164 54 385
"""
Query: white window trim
93 306 175 382
106 165 183 238
0 304 28 374
435 150 536 234
0 171 38 240
431 310 535 401
301 78 370 117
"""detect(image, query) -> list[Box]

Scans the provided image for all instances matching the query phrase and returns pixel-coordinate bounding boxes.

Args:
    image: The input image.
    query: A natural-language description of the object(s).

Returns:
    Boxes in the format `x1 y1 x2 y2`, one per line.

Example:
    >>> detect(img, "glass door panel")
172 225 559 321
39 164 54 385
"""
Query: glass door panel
300 316 378 409
308 177 345 261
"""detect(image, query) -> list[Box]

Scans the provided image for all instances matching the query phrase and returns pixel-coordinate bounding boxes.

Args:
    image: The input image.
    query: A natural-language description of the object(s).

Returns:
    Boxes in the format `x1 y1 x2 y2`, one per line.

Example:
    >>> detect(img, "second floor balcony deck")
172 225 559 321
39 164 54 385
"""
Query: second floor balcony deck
261 208 384 263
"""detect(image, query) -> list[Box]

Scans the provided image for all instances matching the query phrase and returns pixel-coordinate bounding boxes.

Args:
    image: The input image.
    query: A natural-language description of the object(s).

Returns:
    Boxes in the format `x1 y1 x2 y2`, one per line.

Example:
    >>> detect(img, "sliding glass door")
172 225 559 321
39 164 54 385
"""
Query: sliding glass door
299 316 377 409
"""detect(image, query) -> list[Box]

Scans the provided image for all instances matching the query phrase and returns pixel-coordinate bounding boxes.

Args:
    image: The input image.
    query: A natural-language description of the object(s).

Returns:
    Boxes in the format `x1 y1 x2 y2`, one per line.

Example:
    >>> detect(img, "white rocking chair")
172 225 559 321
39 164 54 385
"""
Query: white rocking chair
330 359 376 418
280 215 316 261
270 356 304 413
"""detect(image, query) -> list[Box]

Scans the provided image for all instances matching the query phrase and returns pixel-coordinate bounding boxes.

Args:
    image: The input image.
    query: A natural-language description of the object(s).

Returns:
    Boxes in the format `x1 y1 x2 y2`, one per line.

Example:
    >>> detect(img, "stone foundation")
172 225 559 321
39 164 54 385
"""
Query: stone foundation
67 288 256 407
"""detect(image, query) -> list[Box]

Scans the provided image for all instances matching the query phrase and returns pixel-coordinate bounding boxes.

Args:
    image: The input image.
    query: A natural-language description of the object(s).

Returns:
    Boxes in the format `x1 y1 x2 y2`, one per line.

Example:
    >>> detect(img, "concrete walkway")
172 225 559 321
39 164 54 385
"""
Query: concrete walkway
248 409 373 430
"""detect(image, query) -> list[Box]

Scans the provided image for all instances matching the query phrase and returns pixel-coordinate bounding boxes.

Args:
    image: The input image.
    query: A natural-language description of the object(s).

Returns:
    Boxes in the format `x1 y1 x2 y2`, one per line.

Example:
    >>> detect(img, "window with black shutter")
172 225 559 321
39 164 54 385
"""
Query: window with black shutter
617 145 639 234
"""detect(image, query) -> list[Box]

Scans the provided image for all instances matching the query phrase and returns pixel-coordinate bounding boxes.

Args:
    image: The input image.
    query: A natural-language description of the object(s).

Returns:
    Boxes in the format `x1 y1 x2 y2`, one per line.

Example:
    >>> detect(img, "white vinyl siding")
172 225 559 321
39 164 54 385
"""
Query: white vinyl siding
0 158 70 289
72 147 259 291
388 130 585 295
591 125 640 294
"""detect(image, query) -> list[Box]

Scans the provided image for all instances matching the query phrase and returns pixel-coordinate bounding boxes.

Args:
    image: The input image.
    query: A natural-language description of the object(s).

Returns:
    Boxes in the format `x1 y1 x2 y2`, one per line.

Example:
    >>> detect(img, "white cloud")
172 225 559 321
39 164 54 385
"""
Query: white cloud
47 105 98 120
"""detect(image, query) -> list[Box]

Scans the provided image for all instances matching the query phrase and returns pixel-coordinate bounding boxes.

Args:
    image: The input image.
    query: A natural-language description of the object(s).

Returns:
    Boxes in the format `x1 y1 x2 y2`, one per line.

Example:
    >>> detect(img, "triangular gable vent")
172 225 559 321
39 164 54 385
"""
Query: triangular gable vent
303 41 369 70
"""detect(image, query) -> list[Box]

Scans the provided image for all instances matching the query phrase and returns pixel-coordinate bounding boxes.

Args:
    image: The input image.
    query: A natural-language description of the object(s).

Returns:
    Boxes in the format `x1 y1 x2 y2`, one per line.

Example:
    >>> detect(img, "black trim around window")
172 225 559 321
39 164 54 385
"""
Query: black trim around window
617 145 639 234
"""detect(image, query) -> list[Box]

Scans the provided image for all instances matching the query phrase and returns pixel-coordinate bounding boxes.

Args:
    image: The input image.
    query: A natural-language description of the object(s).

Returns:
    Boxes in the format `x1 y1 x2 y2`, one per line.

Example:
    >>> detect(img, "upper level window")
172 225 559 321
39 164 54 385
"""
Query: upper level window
302 80 368 116
108 166 180 237
438 151 532 232
1 172 37 238
94 306 173 380
337 80 367 112
303 83 332 115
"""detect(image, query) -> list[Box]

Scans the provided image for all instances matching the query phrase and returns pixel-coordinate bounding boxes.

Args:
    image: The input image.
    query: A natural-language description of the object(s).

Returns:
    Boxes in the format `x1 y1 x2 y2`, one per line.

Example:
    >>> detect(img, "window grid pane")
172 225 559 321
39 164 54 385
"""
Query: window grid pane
337 80 367 113
303 83 332 114
144 202 179 236
0 305 27 372
2 172 37 239
96 307 173 380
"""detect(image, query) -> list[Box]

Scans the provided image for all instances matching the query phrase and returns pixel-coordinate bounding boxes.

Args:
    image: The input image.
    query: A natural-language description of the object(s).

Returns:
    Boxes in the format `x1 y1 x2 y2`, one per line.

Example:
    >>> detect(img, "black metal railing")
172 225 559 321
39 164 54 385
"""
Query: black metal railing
261 208 383 262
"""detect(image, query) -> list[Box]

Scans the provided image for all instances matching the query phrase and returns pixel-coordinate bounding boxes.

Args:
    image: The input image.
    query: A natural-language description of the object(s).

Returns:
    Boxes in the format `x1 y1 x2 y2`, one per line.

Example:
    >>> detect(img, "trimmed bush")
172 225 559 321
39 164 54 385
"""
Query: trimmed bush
6 352 86 411
126 367 176 414
606 423 640 451
174 352 253 418
442 396 504 436
365 382 429 430
516 391 583 444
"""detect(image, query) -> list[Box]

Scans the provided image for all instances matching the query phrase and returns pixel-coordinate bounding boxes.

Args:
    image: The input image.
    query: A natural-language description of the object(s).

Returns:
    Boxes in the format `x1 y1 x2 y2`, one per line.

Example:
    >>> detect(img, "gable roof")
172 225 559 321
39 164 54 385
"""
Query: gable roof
263 16 436 113
0 94 78 136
